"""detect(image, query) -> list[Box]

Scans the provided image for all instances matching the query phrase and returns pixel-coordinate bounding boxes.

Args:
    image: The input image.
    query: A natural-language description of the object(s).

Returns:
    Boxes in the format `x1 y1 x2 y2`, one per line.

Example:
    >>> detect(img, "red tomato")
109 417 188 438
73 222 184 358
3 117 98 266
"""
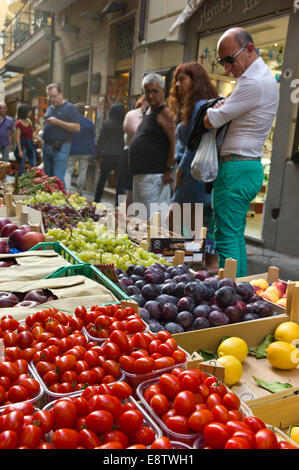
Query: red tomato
3 331 18 347
7 385 28 403
126 318 145 334
72 396 89 417
43 370 60 386
255 428 278 449
188 409 214 432
1 318 19 331
103 341 121 361
225 436 252 449
83 349 100 367
206 393 223 410
203 422 230 449
52 400 78 429
222 392 241 410
148 339 162 355
20 347 36 363
172 349 187 364
37 442 54 449
150 394 170 416
56 354 76 372
52 428 80 449
158 373 181 399
166 415 190 434
0 430 18 449
243 416 266 433
135 426 156 446
134 357 155 375
32 410 53 434
86 410 114 434
233 430 256 448
79 428 102 448
173 390 196 416
228 409 244 421
103 430 128 448
18 377 40 398
69 316 83 332
97 441 124 449
198 383 210 400
110 381 132 400
204 376 217 388
154 357 175 370
75 305 87 319
211 404 230 424
226 420 251 436
18 424 42 449
0 362 18 381
117 409 144 434
61 370 78 384
150 436 172 449
209 381 228 397
110 330 129 353
278 441 298 449
180 372 201 392
89 394 122 419
102 360 120 378
14 359 29 375
1 410 24 434
144 384 162 404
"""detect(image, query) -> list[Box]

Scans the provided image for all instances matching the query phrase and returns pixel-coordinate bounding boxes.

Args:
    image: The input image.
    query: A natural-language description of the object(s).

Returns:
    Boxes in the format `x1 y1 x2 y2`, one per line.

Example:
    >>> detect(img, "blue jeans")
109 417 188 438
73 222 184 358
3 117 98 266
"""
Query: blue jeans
0 145 10 162
42 142 71 184
14 140 37 175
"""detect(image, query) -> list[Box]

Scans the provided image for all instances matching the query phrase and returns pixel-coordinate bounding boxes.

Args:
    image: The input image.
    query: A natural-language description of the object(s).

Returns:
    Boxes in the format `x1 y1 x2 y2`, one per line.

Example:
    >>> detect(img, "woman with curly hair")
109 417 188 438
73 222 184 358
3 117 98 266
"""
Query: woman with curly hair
168 62 219 272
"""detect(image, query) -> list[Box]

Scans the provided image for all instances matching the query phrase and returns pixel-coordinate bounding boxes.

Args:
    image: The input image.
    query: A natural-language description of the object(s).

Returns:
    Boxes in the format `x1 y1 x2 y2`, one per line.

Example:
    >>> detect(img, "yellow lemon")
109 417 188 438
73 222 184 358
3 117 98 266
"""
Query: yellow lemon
216 355 243 386
217 337 248 363
250 279 269 291
289 426 299 445
274 322 299 344
265 341 299 370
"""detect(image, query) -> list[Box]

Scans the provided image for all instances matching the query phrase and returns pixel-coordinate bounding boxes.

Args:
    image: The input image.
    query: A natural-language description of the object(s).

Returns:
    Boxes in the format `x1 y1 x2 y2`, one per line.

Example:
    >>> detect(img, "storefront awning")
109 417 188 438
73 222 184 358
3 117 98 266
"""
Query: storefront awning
169 0 206 33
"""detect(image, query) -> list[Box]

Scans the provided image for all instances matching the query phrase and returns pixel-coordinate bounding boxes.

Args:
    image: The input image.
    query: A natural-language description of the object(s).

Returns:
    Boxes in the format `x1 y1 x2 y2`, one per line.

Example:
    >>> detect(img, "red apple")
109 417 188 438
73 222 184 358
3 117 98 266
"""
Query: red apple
0 218 12 230
23 289 49 304
1 223 19 238
0 292 19 308
21 231 45 251
9 229 29 251
0 239 10 254
16 300 40 308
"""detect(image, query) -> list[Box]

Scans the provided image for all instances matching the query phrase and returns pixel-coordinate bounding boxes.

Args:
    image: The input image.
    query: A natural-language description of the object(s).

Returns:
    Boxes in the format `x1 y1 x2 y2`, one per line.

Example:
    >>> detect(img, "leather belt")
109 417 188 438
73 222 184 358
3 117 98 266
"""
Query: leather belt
220 154 261 162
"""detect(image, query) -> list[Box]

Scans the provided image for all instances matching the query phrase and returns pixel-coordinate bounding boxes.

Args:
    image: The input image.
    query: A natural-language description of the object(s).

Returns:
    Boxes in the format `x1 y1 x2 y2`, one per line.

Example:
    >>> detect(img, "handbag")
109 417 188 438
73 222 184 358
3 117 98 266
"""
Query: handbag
191 129 218 183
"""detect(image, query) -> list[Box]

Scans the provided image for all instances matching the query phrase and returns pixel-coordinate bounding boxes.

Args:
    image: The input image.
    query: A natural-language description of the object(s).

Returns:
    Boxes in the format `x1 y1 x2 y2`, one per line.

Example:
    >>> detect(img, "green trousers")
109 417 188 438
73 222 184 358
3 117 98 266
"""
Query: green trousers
212 159 264 277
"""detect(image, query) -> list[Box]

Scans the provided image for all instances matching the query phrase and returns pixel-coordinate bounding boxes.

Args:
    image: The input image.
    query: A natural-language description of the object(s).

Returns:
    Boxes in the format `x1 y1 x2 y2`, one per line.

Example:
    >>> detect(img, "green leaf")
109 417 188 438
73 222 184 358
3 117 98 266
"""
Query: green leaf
252 376 292 393
198 350 217 361
248 334 275 359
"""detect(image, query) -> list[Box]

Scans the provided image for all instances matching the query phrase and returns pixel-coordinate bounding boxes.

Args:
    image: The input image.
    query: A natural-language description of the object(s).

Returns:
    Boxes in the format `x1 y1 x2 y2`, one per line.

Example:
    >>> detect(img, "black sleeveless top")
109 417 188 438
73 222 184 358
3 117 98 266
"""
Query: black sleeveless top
129 104 170 175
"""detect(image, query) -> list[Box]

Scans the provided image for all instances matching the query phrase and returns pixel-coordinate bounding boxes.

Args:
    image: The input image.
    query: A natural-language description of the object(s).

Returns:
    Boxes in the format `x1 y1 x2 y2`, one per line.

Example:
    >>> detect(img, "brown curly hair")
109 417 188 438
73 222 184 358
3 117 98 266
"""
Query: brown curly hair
168 62 219 126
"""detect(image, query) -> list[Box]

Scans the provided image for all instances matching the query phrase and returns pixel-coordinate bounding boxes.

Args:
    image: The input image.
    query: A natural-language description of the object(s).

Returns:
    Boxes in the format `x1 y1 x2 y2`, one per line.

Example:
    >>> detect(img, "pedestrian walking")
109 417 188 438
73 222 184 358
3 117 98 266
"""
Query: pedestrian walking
203 27 279 277
64 103 96 195
14 104 37 175
128 73 176 220
117 95 147 207
168 62 219 272
0 102 14 162
94 103 125 205
42 83 80 185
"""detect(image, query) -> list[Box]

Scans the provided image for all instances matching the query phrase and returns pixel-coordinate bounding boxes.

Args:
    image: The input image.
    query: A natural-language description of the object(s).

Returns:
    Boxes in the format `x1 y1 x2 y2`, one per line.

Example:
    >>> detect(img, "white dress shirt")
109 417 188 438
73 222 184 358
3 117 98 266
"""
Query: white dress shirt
207 57 279 157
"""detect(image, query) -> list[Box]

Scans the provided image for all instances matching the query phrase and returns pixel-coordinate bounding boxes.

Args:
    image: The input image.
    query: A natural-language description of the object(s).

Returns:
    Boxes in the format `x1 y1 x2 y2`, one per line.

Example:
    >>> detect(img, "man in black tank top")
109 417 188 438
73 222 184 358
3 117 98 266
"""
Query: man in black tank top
128 73 176 220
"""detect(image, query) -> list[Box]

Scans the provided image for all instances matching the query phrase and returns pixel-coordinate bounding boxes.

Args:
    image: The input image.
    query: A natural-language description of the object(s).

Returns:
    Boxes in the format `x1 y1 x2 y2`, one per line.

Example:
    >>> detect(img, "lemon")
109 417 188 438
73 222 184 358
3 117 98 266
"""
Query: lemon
216 355 243 386
217 337 248 363
265 341 299 370
289 426 299 445
274 322 299 344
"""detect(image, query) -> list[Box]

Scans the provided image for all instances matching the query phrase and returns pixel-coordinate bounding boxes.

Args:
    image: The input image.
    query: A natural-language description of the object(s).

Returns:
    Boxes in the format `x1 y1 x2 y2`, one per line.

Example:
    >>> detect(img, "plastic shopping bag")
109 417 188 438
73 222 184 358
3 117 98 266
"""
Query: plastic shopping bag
191 129 218 183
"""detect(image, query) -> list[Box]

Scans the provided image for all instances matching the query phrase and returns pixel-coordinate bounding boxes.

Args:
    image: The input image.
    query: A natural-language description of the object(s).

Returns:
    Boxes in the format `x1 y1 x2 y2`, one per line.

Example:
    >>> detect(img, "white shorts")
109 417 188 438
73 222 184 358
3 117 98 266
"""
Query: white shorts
132 173 171 221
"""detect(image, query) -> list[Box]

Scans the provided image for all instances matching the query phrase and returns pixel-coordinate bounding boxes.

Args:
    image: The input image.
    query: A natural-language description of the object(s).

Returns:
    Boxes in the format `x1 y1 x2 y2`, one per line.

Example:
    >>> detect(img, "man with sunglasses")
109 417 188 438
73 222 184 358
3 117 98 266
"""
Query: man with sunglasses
203 27 279 277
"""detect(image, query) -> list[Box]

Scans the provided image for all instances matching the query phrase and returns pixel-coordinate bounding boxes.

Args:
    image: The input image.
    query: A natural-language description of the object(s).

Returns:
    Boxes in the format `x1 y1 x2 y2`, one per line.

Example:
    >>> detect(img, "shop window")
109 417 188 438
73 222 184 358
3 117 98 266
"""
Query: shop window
116 19 135 71
196 15 289 240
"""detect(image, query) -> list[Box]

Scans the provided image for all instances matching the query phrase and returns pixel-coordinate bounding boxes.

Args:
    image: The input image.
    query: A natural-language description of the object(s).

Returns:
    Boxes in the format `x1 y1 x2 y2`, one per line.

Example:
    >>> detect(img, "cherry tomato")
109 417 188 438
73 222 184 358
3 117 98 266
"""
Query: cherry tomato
173 390 196 416
102 360 120 378
225 436 252 449
150 436 172 449
18 424 42 449
134 356 155 375
233 430 256 448
0 362 18 381
209 381 228 397
75 305 87 319
206 392 223 410
255 428 278 449
103 429 128 448
154 356 175 370
158 373 181 399
144 384 162 404
166 415 190 434
0 430 18 449
86 410 114 434
278 440 298 449
117 409 144 434
7 385 28 403
1 410 24 434
32 409 53 434
18 377 40 398
135 426 156 446
52 428 80 449
222 392 241 410
188 409 214 432
110 381 132 400
211 404 230 424
110 330 129 353
203 422 230 449
56 354 77 373
52 399 78 429
243 416 266 433
172 349 187 364
150 394 170 416
226 420 251 436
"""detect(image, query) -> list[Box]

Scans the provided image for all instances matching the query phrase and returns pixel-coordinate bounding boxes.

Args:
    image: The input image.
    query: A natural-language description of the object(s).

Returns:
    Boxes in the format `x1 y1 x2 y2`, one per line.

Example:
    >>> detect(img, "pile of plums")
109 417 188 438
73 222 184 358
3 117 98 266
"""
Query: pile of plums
116 263 275 333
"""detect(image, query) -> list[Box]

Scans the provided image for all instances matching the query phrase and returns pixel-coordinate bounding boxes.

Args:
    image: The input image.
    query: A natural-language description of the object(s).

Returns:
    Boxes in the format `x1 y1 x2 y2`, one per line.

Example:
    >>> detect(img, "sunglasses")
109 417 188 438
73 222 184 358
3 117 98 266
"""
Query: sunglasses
217 45 247 67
